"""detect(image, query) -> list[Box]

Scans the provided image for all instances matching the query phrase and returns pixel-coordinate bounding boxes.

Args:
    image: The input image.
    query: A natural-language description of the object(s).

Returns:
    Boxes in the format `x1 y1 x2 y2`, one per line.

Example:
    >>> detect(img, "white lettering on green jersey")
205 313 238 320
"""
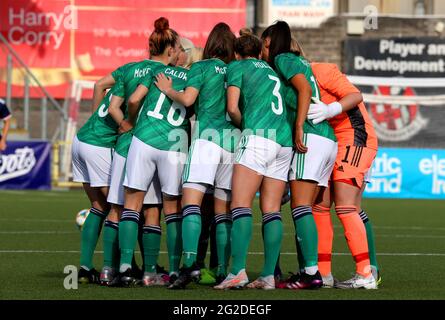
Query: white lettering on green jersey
187 58 240 152
226 58 292 147
113 60 160 158
133 64 192 152
76 66 124 148
274 53 337 142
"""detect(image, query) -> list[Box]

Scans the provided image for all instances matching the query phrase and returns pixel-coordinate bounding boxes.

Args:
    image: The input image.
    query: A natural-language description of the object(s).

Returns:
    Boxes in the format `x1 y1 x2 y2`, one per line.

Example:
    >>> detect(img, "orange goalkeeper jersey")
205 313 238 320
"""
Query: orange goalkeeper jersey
311 63 378 150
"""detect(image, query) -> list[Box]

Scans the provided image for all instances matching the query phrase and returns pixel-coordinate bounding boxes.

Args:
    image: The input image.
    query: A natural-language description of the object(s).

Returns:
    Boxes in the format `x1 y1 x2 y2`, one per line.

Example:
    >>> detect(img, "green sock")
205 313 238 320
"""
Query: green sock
138 220 145 269
292 206 318 268
261 212 283 277
118 209 140 272
80 207 107 270
295 234 306 272
102 220 119 269
230 208 252 275
215 214 232 276
181 205 202 268
165 213 182 274
360 210 379 270
142 225 161 273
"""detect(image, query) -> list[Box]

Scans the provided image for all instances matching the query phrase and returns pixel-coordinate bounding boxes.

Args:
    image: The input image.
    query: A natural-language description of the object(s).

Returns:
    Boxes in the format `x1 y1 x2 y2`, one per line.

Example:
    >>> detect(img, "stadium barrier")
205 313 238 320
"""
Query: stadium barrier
364 147 445 199
0 140 51 190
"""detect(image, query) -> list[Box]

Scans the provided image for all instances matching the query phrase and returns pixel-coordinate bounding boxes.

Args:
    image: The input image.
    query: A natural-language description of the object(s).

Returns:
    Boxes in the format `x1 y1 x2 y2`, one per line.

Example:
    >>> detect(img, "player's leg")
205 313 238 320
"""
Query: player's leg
217 135 288 290
78 183 110 283
72 136 112 283
286 134 337 289
213 189 232 284
169 140 221 289
141 204 169 287
100 204 121 286
287 180 322 288
101 152 127 286
247 176 285 290
196 193 214 269
212 150 235 284
163 195 183 281
333 181 375 289
332 145 377 289
357 179 381 284
196 193 217 285
214 164 262 290
119 137 155 284
313 184 335 287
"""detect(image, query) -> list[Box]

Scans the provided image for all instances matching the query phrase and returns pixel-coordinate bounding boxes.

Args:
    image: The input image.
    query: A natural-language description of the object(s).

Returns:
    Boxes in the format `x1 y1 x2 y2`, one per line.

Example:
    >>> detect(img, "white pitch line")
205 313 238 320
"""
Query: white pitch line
0 231 77 235
252 223 445 231
0 218 74 223
1 230 444 239
252 232 445 239
0 250 444 257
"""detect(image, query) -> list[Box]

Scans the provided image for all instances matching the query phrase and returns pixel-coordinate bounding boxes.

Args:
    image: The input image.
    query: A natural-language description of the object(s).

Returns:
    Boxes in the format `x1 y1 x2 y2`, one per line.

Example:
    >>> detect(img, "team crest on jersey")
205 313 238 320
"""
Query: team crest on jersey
368 86 429 142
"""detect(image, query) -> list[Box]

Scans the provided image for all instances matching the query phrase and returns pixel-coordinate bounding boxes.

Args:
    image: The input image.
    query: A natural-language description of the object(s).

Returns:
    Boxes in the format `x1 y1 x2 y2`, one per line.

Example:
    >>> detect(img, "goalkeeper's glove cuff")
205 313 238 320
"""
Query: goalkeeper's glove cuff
328 102 343 118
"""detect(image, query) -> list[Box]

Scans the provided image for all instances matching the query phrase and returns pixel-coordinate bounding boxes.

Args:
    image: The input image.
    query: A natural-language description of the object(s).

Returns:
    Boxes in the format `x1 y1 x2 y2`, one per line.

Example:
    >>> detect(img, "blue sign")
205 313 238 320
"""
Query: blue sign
0 141 51 190
364 148 445 199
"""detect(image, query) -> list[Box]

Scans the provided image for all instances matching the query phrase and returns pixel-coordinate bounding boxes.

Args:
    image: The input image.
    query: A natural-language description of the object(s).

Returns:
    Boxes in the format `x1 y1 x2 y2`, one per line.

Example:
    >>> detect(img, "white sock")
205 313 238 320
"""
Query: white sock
305 266 318 275
119 263 132 273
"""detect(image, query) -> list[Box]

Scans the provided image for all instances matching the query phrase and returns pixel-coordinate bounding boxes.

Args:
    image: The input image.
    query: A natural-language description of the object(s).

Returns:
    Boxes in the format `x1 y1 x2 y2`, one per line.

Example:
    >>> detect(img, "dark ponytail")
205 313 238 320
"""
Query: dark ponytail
202 22 236 64
266 21 292 69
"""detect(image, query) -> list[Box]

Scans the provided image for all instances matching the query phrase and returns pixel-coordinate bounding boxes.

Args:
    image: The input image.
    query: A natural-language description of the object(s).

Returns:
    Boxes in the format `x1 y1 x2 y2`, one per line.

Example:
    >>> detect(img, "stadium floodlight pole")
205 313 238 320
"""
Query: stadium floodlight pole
0 33 67 121
6 54 12 110
41 97 47 140
24 75 29 132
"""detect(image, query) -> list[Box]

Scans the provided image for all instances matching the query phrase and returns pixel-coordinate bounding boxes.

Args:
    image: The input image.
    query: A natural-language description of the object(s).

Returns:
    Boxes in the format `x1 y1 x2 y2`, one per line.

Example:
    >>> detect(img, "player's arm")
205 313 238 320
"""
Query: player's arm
0 116 11 151
226 86 242 128
308 64 363 124
127 84 148 126
155 73 198 107
92 74 116 112
108 95 132 134
290 74 311 153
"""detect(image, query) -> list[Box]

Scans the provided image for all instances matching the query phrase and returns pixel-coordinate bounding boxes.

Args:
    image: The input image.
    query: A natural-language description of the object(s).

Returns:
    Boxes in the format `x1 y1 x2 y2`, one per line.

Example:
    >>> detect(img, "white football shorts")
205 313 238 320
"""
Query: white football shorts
289 133 338 187
72 135 112 187
235 134 292 182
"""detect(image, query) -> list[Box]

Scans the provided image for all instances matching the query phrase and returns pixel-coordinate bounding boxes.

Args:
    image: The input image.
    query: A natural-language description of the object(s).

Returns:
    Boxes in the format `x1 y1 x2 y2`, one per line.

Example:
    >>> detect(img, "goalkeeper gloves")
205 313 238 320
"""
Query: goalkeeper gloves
307 98 343 125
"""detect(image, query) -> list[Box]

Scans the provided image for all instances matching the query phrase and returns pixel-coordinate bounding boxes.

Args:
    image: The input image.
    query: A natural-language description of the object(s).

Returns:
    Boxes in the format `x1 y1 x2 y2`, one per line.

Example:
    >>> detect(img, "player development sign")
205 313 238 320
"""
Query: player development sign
344 37 445 148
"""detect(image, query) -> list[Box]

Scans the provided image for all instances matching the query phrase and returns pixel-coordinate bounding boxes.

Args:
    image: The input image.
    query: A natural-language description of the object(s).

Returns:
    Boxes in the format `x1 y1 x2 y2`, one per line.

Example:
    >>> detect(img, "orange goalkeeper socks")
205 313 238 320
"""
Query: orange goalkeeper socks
336 205 371 277
313 205 333 277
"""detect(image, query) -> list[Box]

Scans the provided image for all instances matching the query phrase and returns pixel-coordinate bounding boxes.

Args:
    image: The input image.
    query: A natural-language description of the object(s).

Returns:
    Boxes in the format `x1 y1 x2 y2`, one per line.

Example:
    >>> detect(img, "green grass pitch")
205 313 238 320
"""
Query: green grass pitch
0 190 444 300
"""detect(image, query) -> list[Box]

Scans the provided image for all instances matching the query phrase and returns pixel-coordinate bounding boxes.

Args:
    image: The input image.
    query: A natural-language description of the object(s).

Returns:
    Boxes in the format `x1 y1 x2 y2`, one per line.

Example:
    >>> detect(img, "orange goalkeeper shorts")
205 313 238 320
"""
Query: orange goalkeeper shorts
332 145 377 189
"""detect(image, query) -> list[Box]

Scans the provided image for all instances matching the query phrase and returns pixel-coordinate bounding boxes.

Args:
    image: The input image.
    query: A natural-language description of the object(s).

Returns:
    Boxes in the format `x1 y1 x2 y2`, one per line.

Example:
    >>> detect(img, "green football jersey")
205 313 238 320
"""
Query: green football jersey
113 59 158 158
133 64 192 152
275 53 337 142
76 67 124 148
187 59 239 152
226 58 292 147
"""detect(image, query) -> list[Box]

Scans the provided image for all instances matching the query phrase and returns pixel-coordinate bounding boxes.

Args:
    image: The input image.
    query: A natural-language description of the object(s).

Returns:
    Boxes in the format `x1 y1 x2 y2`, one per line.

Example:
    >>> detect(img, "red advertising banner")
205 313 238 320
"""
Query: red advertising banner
0 0 246 98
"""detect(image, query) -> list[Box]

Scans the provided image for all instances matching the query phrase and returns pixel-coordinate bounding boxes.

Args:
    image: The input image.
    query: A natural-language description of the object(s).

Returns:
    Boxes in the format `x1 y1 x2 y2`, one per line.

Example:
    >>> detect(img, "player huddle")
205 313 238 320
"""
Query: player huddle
71 17 381 291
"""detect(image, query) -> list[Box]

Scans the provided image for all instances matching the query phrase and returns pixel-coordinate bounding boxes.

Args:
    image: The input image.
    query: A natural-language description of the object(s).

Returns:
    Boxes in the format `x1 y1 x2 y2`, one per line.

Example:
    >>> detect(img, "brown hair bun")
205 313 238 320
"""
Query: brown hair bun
239 28 253 36
154 17 169 32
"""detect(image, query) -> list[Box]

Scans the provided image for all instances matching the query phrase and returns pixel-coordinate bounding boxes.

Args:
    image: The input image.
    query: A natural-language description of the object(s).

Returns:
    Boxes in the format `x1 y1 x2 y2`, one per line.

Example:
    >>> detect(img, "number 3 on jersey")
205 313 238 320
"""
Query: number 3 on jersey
268 75 283 115
147 93 186 126
98 94 112 118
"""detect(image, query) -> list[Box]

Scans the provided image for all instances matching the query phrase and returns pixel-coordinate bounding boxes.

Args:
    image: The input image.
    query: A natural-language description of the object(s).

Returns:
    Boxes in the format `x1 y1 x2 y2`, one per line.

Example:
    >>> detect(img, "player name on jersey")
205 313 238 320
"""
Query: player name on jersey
165 68 187 81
